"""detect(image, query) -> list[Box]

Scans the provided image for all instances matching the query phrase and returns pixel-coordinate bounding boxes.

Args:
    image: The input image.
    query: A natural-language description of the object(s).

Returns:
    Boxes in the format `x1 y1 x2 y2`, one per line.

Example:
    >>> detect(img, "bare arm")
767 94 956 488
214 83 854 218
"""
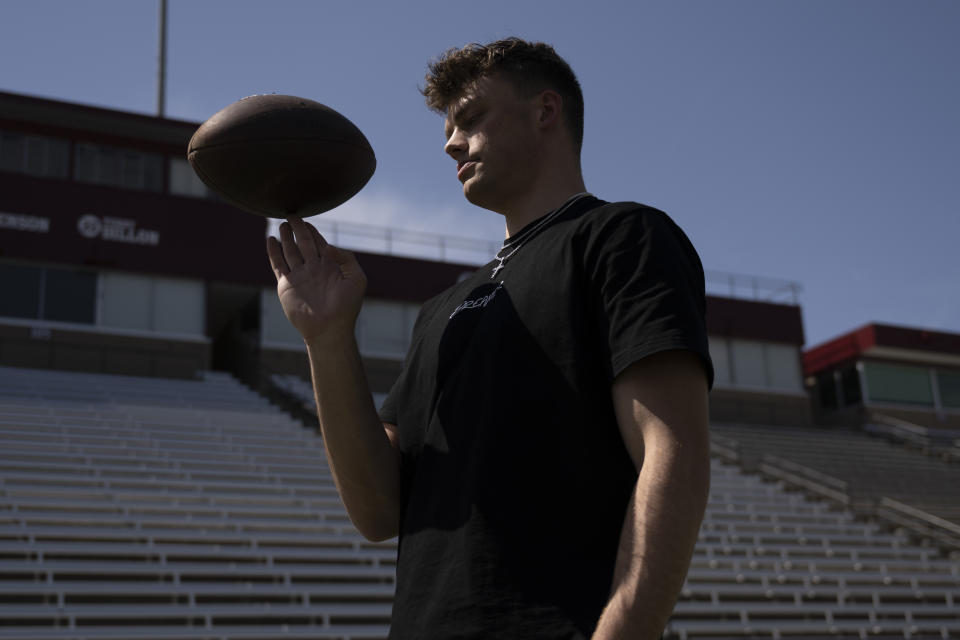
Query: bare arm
592 350 710 640
267 218 400 541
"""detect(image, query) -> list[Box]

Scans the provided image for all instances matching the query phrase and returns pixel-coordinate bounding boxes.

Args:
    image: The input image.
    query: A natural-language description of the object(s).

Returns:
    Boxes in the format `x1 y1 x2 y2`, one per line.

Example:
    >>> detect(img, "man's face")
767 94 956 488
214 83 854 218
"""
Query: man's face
443 75 540 212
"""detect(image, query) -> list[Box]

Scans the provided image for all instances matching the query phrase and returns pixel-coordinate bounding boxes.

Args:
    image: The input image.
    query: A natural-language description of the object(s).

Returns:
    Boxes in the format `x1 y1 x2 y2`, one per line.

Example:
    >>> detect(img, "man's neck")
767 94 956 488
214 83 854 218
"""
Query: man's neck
501 174 588 238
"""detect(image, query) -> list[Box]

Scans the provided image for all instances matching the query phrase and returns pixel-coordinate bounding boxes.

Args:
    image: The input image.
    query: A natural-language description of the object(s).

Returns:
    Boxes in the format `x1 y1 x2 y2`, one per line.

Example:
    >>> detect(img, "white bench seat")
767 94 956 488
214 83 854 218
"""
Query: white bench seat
687 564 960 587
0 524 394 549
0 474 341 500
0 540 396 566
0 624 390 640
0 580 395 602
0 459 334 485
680 581 959 606
665 617 960 640
2 498 353 524
0 510 373 538
0 601 393 623
0 559 396 582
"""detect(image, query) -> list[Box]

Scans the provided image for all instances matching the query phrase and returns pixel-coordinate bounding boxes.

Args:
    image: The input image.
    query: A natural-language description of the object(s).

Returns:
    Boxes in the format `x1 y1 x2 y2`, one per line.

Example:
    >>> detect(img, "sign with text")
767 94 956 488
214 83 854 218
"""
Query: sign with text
0 212 50 233
0 174 270 286
76 215 160 246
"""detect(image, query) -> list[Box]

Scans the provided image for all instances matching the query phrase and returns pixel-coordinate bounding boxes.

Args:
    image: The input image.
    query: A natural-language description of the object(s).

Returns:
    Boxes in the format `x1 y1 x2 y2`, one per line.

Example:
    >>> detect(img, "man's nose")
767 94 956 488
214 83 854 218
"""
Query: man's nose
444 128 466 158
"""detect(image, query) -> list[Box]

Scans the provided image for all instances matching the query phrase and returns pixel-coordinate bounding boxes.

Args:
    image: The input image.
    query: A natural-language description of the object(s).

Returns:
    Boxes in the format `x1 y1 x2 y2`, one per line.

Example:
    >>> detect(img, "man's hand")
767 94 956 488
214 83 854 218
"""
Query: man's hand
266 217 366 343
265 217 399 541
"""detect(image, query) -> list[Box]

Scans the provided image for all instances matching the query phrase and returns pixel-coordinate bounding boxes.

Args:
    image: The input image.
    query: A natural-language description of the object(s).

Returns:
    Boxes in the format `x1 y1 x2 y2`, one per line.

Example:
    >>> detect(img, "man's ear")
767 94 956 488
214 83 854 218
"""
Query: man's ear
536 89 564 130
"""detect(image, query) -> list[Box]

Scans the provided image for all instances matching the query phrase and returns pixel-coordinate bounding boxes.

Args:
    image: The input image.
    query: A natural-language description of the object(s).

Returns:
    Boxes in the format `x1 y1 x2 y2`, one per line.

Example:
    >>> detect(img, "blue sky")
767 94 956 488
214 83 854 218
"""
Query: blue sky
1 0 957 347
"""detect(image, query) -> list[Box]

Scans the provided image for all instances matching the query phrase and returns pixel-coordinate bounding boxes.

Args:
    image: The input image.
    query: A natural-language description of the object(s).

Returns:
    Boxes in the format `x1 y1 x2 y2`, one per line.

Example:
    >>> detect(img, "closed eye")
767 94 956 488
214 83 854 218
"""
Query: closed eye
461 110 483 129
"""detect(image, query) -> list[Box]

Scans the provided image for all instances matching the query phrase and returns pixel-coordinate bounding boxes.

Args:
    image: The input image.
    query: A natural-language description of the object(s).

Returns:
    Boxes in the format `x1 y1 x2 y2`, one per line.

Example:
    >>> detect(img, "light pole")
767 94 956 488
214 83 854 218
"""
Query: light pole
157 0 167 117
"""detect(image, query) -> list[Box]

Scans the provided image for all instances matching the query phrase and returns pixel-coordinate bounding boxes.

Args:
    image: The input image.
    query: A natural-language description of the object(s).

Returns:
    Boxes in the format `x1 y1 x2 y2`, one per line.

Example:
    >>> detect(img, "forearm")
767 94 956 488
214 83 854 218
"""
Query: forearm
592 448 710 640
306 334 400 541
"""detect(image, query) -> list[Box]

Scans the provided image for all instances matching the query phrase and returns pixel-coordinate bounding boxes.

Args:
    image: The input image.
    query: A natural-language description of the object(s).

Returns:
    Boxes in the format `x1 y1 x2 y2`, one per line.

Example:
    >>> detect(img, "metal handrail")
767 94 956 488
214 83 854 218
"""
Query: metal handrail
761 454 849 491
879 497 960 536
306 218 501 265
868 414 960 442
286 219 803 304
758 454 850 506
709 435 740 462
704 270 803 305
875 497 960 551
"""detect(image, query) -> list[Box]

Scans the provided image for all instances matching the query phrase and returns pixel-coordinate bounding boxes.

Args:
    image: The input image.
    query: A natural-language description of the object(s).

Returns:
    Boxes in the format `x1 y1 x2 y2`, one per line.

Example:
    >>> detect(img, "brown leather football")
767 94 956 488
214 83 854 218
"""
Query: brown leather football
187 95 376 218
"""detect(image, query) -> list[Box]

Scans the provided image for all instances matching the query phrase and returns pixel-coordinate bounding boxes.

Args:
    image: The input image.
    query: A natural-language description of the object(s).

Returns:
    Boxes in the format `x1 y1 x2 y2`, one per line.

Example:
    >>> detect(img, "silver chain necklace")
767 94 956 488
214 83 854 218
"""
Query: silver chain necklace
490 192 591 278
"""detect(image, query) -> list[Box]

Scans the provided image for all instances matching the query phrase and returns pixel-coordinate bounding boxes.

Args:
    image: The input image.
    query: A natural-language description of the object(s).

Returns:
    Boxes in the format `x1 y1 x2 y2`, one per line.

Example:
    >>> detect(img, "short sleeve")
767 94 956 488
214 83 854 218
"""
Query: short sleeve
584 206 714 389
378 380 400 425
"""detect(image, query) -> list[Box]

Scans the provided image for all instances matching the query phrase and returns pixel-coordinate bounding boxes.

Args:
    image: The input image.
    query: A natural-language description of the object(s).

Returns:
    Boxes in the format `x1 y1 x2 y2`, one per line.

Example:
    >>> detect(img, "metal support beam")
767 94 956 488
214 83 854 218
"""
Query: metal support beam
157 0 167 117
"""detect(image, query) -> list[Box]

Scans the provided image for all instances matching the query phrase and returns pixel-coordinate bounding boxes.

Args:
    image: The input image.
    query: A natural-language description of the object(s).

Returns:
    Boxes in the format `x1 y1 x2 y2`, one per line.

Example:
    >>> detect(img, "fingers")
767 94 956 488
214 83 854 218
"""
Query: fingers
279 221 304 268
266 235 288 281
267 218 331 281
288 217 320 260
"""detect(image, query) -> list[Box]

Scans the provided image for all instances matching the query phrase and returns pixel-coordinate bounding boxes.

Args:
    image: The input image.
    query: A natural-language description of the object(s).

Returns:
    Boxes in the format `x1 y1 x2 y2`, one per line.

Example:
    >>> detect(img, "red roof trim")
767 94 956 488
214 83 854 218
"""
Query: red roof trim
803 323 960 376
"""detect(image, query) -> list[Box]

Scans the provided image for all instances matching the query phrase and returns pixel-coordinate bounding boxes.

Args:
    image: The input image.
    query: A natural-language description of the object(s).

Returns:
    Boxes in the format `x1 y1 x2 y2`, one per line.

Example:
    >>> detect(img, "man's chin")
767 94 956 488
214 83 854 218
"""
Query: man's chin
463 183 491 209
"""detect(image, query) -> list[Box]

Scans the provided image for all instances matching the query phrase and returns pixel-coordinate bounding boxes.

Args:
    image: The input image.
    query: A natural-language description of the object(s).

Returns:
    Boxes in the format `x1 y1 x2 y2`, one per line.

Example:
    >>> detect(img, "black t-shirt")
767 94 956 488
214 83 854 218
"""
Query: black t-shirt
379 195 713 639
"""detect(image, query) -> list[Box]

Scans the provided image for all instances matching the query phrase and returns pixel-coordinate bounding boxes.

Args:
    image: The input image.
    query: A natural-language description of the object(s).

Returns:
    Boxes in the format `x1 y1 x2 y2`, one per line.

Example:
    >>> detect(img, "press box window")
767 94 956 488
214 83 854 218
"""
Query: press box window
0 263 42 319
863 361 933 406
74 142 163 192
0 130 69 178
356 300 420 357
730 339 766 388
260 289 303 346
0 263 95 324
708 337 731 386
169 157 213 198
44 270 97 324
937 370 960 409
100 272 204 335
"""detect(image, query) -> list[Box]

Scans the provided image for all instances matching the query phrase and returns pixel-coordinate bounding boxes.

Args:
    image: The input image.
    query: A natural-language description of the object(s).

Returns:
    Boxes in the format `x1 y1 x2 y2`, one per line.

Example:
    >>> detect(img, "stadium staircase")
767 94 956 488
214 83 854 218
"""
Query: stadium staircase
1 367 958 639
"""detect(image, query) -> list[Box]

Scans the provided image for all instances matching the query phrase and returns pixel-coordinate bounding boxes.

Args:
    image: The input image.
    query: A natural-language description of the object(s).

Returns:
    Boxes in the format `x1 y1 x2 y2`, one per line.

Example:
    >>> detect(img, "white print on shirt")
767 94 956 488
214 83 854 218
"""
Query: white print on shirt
449 281 505 319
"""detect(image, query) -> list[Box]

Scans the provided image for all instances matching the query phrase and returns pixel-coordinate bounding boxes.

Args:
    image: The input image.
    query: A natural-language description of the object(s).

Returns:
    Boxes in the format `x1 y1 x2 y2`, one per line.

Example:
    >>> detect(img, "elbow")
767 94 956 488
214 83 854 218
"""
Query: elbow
351 509 400 543
359 522 399 543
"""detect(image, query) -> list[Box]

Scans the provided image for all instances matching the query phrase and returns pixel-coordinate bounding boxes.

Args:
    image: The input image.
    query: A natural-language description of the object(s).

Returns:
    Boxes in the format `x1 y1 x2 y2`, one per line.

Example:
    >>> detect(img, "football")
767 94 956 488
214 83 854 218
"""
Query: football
187 94 376 218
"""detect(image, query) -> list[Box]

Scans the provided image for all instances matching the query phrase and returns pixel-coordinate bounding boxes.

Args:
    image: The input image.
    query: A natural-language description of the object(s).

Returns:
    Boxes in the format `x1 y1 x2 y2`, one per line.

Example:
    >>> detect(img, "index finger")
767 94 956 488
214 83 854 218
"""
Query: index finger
287 217 319 261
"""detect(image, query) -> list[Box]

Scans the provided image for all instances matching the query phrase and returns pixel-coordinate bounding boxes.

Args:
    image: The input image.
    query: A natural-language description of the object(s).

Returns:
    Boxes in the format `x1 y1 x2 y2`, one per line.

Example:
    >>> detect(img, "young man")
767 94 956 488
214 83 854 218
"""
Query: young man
267 38 713 640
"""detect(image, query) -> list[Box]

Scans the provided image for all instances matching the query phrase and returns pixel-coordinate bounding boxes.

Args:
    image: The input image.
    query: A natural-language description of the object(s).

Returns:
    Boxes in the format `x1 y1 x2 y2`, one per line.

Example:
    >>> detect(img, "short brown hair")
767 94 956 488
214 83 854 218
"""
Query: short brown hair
422 38 584 154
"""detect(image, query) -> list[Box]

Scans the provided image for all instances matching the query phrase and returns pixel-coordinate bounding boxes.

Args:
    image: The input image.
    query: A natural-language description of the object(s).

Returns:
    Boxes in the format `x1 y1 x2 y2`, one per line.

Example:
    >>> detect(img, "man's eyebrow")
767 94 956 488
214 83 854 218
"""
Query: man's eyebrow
445 95 484 134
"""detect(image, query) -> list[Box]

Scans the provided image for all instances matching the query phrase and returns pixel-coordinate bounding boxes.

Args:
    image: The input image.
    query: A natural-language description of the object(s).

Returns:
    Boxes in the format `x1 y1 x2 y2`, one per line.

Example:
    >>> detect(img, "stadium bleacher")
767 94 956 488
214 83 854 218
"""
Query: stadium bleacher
710 422 960 531
674 458 959 639
0 365 394 639
1 366 958 639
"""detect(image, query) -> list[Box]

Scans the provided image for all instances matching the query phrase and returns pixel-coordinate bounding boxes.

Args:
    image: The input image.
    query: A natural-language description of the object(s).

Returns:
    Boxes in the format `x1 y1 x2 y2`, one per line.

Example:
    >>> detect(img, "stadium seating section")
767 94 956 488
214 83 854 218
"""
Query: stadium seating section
1 366 957 639
711 423 960 533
